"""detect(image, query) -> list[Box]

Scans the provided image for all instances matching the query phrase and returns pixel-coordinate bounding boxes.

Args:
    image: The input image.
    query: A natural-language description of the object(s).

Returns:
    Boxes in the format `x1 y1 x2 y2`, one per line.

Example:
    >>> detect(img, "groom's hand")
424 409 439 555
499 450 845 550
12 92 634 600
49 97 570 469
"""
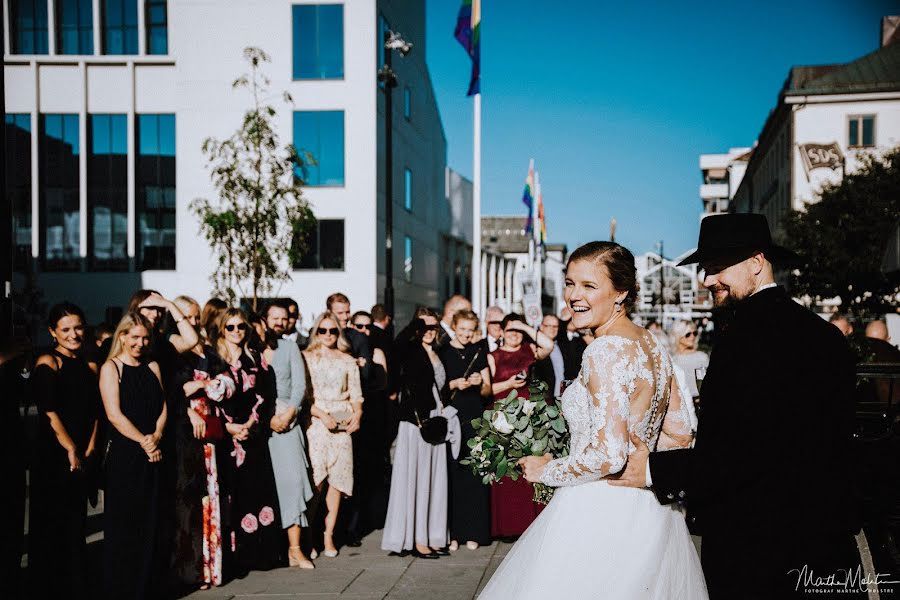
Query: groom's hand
607 433 649 488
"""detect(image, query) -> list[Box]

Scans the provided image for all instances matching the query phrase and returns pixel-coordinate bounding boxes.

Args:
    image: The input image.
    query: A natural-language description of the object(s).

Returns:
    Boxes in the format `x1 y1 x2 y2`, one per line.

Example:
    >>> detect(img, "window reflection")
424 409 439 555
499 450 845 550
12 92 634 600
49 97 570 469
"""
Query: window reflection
294 218 345 270
103 0 138 54
89 114 128 271
57 0 93 55
5 115 32 271
11 0 49 54
293 4 344 79
294 111 345 186
40 114 81 271
137 114 176 270
145 0 168 54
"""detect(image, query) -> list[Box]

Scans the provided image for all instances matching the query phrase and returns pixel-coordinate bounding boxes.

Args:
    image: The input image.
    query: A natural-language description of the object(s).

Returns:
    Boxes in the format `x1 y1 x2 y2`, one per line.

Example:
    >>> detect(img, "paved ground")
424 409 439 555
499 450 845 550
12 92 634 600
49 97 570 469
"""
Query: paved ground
182 534 511 600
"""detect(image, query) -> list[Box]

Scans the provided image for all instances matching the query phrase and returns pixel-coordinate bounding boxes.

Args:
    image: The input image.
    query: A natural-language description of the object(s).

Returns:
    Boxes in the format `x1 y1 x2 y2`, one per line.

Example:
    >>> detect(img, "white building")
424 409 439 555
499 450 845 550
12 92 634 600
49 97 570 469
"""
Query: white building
480 215 566 317
699 147 751 219
4 0 466 329
731 35 900 236
633 250 712 328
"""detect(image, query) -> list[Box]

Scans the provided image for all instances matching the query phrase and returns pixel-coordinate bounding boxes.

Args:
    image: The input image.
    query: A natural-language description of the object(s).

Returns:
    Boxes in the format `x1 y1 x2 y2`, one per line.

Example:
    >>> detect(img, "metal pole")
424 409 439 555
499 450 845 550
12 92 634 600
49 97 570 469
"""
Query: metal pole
1 18 12 339
382 32 395 317
471 93 482 318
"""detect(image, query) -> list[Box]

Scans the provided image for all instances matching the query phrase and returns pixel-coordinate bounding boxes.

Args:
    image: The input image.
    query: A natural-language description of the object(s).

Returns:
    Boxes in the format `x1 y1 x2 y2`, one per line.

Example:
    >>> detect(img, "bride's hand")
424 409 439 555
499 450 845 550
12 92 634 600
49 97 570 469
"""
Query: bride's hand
518 453 552 483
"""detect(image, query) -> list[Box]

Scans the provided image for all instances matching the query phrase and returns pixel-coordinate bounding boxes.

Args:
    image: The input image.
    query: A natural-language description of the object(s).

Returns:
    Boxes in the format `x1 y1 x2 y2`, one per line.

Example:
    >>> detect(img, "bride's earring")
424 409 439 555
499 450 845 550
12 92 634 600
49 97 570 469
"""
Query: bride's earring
614 300 623 312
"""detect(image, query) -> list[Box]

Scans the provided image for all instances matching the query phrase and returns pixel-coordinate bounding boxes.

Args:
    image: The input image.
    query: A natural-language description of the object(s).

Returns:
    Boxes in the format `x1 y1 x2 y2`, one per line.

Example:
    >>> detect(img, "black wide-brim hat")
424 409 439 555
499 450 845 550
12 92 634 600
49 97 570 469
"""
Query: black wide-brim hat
677 213 800 267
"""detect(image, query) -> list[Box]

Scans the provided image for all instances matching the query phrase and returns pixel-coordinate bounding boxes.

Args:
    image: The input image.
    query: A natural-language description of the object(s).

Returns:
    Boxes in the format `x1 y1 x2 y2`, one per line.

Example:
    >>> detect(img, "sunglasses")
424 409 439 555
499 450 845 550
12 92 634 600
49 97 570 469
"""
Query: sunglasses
353 323 371 330
225 323 249 332
683 331 697 338
487 320 502 326
317 327 340 336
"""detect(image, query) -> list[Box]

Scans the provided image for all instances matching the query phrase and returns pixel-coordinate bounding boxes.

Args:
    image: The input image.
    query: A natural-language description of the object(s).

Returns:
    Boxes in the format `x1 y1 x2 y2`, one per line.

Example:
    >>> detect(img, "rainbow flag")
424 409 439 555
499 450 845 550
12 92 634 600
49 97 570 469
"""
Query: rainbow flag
538 192 547 246
523 163 535 234
454 0 480 95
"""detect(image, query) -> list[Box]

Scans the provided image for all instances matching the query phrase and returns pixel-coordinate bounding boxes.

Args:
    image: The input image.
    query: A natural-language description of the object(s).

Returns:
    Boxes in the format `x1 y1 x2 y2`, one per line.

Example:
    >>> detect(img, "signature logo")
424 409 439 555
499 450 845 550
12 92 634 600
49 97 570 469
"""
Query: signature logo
788 564 899 594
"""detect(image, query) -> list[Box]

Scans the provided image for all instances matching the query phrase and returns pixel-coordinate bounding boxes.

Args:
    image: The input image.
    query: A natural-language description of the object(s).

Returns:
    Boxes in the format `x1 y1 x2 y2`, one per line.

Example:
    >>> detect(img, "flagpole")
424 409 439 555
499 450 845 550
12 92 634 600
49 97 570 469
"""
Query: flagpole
472 92 483 319
534 171 542 305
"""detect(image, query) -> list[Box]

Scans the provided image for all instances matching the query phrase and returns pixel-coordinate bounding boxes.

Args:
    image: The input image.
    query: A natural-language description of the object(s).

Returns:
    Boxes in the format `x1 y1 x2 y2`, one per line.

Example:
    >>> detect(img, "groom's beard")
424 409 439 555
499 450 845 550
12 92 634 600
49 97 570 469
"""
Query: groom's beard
708 284 752 310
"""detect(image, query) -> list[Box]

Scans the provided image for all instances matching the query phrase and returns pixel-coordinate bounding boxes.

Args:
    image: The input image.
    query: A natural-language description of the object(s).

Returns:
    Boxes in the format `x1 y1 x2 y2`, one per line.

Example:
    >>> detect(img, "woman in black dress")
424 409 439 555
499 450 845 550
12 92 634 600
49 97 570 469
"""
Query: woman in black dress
99 312 167 600
28 302 100 598
214 308 284 575
438 309 493 551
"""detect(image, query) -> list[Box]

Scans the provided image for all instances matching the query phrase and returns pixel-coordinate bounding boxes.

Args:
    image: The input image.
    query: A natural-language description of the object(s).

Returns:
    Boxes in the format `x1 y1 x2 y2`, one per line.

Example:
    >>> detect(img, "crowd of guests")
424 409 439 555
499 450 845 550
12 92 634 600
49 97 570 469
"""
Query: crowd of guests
1 289 610 599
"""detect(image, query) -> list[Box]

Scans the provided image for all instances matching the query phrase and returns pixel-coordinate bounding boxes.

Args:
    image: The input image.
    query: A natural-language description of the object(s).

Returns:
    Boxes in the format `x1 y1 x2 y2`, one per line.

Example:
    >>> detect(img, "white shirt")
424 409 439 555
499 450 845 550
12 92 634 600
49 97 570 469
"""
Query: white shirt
441 320 455 340
487 334 500 352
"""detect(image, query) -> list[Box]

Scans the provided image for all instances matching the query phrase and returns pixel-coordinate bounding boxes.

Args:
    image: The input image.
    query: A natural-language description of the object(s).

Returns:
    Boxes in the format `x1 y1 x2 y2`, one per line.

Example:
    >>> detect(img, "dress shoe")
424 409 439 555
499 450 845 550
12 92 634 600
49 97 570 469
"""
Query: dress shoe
388 549 411 557
411 549 440 559
346 538 363 547
430 547 451 556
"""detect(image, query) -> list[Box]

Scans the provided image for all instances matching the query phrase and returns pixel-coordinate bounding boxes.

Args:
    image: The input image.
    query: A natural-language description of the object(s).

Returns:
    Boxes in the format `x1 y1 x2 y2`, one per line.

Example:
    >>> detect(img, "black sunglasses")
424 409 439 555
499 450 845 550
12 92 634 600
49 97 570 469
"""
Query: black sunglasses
317 327 340 336
353 323 371 330
487 320 502 325
225 323 249 332
684 331 697 338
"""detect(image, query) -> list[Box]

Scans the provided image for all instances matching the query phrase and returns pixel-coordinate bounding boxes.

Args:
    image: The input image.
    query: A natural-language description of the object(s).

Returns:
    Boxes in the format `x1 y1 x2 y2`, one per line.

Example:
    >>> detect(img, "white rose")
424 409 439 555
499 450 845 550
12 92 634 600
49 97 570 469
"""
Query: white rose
491 411 515 434
521 400 537 417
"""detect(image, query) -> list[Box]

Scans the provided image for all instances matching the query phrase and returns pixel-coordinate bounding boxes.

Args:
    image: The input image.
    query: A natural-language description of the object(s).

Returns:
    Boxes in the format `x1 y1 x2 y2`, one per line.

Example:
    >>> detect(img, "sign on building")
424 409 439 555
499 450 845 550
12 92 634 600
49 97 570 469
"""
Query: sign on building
798 142 844 177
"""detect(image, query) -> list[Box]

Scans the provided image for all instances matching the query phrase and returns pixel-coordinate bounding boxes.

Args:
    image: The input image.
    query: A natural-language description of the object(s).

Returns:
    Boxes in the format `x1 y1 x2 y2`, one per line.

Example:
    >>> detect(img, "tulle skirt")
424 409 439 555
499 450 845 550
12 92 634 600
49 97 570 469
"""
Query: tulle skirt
478 479 709 600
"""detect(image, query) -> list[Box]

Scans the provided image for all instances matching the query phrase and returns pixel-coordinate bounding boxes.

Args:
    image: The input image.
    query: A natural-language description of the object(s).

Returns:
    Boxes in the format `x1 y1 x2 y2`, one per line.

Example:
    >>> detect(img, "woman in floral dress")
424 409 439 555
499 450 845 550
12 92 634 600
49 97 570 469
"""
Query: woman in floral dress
303 311 364 558
214 308 284 575
171 296 236 590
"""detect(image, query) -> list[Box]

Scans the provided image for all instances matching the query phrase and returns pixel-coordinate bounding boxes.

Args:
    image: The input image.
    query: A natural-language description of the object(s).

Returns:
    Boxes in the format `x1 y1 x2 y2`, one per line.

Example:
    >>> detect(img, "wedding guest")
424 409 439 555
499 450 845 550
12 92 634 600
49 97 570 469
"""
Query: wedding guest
345 310 389 546
670 320 709 401
303 312 363 558
439 309 492 551
170 296 234 590
263 301 315 569
557 307 586 381
829 312 854 338
438 295 472 348
214 309 284 575
201 298 228 343
533 314 563 398
611 213 862 597
284 298 309 349
248 312 267 345
28 303 100 598
99 312 167 600
127 290 199 384
484 306 505 352
382 309 449 558
326 293 352 329
488 313 554 539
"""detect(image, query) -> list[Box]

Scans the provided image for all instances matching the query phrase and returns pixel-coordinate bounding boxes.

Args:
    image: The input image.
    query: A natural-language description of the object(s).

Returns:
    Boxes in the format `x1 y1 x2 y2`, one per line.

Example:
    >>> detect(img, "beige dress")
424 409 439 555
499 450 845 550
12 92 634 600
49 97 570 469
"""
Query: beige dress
303 350 363 495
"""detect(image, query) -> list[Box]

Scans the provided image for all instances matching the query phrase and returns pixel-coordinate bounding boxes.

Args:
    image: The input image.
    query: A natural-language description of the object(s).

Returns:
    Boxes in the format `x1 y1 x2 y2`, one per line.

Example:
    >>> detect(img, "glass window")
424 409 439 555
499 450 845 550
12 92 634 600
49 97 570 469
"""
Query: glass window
404 168 412 211
377 13 389 68
137 114 176 270
11 0 49 54
57 0 93 54
404 236 413 283
103 0 138 54
294 219 344 270
5 114 33 271
848 115 875 148
88 114 128 271
145 0 167 55
293 111 344 186
404 87 411 120
292 4 343 79
39 114 80 271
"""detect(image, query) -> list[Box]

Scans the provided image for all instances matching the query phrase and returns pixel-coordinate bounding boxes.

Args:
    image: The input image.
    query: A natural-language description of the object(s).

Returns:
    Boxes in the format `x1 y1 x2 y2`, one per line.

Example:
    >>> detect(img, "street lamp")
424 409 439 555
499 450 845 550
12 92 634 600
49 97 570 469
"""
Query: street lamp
377 30 412 317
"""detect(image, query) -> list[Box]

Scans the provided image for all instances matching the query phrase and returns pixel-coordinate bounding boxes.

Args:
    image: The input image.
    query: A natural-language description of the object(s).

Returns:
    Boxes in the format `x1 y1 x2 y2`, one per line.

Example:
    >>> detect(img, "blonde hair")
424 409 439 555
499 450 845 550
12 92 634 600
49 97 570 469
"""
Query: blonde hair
305 311 351 353
669 320 697 349
214 308 251 361
452 308 479 329
107 312 153 362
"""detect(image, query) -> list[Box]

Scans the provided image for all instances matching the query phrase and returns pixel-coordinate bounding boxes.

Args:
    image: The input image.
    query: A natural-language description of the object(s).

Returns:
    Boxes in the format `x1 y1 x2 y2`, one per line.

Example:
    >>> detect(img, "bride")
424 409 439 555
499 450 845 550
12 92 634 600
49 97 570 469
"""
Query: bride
478 241 708 600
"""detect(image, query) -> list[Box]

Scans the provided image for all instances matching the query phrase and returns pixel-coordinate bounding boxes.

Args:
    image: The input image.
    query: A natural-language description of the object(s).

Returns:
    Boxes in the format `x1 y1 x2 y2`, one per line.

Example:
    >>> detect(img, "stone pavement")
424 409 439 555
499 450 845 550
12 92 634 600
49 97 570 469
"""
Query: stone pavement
182 533 512 600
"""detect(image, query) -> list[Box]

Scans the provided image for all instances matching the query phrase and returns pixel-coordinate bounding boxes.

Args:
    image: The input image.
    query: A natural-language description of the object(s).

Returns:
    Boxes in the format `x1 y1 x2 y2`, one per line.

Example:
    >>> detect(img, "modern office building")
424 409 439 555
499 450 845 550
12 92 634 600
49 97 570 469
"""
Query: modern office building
731 29 900 236
4 0 466 330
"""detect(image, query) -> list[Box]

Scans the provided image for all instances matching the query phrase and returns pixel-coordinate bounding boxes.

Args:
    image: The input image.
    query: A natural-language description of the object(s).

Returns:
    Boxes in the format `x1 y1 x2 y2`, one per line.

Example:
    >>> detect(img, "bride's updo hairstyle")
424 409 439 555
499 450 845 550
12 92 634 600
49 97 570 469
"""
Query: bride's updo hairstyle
567 241 639 311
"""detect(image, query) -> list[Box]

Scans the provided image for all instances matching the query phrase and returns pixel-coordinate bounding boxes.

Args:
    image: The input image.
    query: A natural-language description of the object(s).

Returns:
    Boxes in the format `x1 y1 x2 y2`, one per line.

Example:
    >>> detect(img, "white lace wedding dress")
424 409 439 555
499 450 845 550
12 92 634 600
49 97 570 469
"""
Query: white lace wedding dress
478 334 709 599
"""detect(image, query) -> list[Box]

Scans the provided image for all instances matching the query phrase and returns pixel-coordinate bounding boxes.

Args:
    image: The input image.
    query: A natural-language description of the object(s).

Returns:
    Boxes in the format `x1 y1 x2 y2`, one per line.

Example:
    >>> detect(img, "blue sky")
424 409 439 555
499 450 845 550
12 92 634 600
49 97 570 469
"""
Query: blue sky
425 0 897 256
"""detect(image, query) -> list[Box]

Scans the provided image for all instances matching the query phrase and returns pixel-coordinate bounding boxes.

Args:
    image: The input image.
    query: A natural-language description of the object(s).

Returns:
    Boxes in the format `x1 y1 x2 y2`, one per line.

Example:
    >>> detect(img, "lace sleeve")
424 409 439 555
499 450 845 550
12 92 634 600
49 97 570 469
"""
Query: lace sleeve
540 338 634 487
347 359 364 404
657 363 695 451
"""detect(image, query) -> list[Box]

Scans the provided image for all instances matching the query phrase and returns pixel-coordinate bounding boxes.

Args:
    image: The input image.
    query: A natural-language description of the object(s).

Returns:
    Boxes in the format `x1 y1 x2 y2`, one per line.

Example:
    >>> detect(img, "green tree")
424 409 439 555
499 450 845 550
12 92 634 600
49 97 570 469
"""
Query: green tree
191 47 315 311
782 145 900 317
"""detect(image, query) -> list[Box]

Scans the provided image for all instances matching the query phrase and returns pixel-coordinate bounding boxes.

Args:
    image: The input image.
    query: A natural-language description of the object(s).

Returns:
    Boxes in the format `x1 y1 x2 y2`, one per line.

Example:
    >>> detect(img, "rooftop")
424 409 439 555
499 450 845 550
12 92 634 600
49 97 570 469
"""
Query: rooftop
783 40 900 96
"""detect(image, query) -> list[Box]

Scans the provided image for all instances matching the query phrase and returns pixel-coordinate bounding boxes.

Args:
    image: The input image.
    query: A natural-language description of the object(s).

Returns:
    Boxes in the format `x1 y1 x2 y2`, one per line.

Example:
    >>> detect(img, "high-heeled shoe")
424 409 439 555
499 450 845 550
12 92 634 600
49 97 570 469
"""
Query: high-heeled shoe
288 546 315 569
323 532 339 557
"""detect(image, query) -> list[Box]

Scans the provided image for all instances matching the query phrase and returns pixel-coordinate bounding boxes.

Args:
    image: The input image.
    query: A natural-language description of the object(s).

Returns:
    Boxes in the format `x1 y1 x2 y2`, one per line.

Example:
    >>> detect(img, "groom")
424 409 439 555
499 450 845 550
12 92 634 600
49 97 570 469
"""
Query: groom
610 214 862 598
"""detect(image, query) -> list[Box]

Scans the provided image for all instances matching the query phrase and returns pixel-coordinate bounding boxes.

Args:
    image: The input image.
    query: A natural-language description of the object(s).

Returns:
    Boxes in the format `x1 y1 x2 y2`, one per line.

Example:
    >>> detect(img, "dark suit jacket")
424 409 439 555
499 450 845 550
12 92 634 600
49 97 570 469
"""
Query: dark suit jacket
649 286 860 598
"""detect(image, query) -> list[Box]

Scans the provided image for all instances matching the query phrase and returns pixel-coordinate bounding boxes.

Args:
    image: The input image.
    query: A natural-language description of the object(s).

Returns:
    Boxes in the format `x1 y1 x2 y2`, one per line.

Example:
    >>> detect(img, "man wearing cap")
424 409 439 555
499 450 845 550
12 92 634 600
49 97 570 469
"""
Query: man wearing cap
610 214 862 598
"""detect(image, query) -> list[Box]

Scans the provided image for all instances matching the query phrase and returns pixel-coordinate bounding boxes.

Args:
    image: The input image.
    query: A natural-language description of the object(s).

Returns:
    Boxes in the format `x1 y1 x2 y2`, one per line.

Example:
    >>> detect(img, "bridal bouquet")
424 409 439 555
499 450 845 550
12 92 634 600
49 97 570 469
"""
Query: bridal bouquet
461 380 569 504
